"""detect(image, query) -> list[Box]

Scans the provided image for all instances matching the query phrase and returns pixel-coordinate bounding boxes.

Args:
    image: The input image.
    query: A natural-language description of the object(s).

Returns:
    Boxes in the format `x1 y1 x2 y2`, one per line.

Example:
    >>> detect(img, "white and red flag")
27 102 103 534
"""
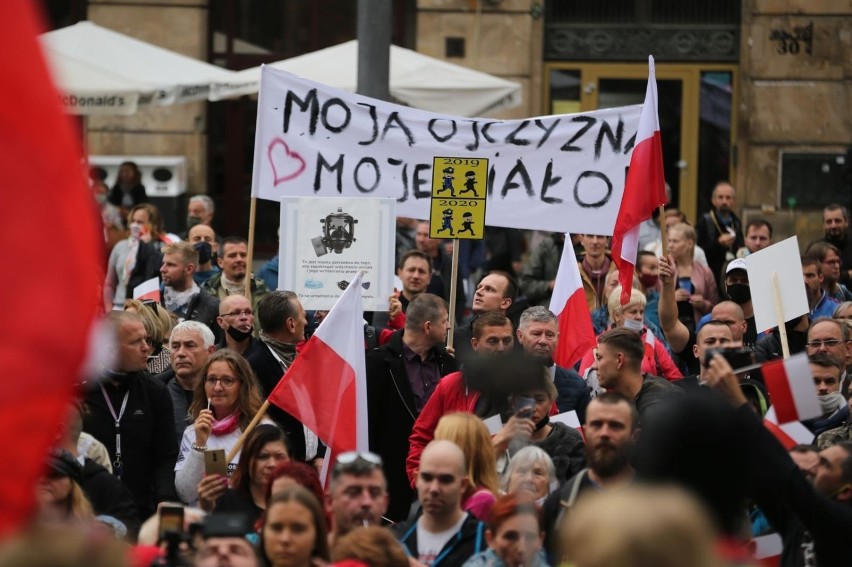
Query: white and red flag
762 354 820 424
763 407 815 449
133 277 161 303
610 56 668 305
268 272 369 460
550 237 597 368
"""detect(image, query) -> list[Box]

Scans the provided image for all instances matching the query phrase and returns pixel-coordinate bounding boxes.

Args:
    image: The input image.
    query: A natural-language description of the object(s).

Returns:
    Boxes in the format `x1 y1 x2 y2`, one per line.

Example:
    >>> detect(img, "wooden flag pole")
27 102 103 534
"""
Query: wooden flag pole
771 271 791 359
446 239 460 350
658 205 669 257
244 197 258 303
225 399 270 464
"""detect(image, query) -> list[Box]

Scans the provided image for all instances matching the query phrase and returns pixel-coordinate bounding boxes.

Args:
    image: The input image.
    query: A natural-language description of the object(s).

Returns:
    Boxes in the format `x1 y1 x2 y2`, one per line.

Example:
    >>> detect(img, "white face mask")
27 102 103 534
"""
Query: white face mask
623 318 644 333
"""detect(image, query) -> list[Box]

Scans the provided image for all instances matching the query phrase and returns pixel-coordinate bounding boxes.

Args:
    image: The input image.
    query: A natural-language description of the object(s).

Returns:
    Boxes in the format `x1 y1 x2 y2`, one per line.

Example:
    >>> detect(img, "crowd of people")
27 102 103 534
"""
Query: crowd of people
8 171 852 567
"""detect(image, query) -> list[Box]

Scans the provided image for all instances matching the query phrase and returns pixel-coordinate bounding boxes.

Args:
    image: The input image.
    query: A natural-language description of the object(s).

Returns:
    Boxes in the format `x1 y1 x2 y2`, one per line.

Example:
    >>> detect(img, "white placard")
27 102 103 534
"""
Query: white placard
745 236 809 332
279 197 395 311
550 410 582 429
482 414 504 436
252 66 641 235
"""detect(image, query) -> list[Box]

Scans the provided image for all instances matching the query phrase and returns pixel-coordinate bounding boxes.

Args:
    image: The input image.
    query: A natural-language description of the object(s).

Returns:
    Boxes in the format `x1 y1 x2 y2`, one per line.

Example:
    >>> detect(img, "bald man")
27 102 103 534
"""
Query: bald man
215 295 260 358
396 440 486 566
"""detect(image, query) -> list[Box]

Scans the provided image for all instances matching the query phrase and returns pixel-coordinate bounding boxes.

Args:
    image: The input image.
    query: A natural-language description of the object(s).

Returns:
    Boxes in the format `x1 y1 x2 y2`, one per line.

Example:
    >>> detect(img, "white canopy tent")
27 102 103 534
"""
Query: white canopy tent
40 21 250 115
211 40 522 118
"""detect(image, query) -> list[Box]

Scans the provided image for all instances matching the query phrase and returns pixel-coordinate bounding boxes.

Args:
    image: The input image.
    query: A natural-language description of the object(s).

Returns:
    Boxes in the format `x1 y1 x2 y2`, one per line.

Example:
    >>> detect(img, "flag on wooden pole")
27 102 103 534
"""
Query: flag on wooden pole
610 56 668 305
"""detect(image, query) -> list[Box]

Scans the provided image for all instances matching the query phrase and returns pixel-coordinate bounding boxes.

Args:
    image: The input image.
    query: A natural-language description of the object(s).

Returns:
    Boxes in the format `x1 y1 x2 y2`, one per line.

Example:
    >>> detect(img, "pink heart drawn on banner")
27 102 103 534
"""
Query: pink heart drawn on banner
267 138 306 186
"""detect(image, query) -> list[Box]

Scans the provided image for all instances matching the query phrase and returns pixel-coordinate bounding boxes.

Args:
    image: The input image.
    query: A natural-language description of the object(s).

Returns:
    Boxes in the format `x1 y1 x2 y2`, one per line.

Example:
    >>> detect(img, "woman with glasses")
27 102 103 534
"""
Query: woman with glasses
174 349 268 505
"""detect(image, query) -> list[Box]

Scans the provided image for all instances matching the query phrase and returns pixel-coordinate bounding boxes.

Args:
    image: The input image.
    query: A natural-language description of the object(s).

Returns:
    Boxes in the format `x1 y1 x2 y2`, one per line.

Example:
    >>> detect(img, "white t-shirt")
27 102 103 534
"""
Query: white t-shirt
416 513 468 566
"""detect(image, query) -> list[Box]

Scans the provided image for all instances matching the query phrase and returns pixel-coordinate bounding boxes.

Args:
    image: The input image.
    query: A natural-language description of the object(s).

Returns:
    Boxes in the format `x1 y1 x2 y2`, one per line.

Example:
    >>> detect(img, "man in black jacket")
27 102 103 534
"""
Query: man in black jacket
366 293 458 522
696 181 744 293
396 440 485 566
82 311 178 521
160 241 220 340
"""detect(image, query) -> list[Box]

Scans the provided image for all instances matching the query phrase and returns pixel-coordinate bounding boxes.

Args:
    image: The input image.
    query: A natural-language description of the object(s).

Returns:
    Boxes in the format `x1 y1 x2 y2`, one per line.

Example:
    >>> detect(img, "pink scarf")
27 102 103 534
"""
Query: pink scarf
211 410 241 436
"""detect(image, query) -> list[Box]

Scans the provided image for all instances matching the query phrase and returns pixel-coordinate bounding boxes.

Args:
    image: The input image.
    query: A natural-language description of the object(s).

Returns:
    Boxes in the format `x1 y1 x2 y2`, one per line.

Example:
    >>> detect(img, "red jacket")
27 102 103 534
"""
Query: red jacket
406 372 478 487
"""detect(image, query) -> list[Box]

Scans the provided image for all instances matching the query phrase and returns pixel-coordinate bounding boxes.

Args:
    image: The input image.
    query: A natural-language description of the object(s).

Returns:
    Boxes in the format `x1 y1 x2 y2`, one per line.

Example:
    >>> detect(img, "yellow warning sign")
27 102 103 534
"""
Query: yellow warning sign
429 157 488 240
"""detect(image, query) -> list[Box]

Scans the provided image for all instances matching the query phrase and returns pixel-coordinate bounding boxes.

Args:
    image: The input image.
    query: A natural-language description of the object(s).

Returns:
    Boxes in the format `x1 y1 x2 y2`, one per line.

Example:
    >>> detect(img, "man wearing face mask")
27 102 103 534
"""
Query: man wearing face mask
215 295 260 358
802 353 848 436
183 195 215 234
188 223 220 286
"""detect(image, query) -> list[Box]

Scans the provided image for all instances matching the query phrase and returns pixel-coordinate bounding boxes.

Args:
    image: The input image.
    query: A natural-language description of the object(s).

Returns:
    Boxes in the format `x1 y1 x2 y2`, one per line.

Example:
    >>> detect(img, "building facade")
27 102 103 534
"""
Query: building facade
49 0 851 247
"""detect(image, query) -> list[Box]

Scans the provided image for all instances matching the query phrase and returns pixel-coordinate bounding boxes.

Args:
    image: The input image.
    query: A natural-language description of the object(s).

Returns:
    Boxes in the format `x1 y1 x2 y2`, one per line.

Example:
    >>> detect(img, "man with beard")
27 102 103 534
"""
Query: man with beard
696 181 744 293
811 204 852 288
215 295 261 358
541 393 638 560
516 306 590 420
159 241 220 338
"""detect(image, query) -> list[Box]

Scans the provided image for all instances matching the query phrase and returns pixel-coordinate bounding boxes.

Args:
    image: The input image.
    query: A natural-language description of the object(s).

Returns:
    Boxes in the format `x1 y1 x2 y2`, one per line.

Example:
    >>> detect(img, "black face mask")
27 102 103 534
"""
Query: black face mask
194 241 213 265
226 325 253 342
726 284 751 305
535 415 550 431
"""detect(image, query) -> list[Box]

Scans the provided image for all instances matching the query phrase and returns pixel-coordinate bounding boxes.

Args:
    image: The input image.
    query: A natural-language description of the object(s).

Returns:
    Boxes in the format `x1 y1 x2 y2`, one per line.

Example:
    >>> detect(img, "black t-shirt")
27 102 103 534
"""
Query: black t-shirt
214 489 263 526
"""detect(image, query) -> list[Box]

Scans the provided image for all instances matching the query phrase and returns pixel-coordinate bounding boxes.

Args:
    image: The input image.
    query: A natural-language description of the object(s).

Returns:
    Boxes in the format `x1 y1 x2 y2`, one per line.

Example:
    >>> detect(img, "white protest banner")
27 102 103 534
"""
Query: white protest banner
279 197 395 311
252 66 641 234
745 236 809 333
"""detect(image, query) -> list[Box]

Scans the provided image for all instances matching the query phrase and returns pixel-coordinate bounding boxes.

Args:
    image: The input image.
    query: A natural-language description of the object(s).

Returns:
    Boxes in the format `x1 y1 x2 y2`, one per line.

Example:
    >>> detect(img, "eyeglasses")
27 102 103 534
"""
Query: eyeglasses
222 309 253 318
335 451 383 467
806 339 844 349
205 377 238 387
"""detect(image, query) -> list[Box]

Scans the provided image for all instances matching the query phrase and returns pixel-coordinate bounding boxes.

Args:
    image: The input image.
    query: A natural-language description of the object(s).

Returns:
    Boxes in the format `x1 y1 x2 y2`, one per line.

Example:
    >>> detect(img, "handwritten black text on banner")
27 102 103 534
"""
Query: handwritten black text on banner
251 66 641 234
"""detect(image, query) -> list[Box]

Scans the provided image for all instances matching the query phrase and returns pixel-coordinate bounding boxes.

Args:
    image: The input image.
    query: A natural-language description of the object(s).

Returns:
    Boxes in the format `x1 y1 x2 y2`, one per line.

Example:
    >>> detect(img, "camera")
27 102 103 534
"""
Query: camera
703 347 753 370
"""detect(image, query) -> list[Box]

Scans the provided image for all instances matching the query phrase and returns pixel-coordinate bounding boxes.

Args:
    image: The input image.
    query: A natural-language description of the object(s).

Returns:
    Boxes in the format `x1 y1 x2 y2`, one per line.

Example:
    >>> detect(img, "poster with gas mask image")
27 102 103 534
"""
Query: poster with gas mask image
279 197 395 311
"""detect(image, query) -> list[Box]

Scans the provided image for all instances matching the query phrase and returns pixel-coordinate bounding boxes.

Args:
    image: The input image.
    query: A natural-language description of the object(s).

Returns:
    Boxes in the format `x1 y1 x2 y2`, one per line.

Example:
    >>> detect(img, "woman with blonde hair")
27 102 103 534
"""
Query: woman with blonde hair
175 349 268 505
578 286 682 382
35 449 94 526
667 222 719 325
124 298 176 373
434 412 501 520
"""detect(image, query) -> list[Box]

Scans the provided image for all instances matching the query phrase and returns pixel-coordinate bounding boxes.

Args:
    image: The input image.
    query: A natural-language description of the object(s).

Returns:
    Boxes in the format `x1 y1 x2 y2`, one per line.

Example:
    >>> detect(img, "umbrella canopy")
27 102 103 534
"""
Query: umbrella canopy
211 40 522 118
40 21 249 114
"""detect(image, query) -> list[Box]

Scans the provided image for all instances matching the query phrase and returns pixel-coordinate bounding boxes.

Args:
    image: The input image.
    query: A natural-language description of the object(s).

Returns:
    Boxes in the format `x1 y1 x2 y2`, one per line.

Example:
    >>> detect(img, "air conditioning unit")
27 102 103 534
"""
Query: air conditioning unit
88 155 187 197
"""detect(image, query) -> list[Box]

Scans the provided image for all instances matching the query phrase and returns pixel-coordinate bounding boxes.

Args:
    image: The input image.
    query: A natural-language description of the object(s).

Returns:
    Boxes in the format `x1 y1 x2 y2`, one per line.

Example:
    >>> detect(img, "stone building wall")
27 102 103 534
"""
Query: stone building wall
85 0 209 195
416 0 544 119
736 0 851 240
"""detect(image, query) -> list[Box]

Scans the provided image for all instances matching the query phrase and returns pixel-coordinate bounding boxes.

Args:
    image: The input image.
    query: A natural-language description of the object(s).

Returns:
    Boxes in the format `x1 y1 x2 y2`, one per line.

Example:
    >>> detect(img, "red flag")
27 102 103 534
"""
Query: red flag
762 354 820 424
611 56 668 305
550 236 597 368
268 273 369 458
0 2 102 537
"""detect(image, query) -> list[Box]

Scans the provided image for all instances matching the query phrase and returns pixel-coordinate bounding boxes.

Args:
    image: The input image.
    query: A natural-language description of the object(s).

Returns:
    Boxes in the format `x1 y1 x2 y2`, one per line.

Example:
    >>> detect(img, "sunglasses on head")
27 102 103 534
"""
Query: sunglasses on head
335 451 383 467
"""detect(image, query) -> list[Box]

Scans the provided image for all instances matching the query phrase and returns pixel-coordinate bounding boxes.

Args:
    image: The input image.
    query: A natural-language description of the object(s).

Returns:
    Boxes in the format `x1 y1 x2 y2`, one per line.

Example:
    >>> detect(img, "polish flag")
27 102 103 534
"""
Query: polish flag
610 56 668 305
0 1 102 537
550 237 597 368
762 406 815 449
268 272 368 459
762 354 820 424
133 277 161 303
